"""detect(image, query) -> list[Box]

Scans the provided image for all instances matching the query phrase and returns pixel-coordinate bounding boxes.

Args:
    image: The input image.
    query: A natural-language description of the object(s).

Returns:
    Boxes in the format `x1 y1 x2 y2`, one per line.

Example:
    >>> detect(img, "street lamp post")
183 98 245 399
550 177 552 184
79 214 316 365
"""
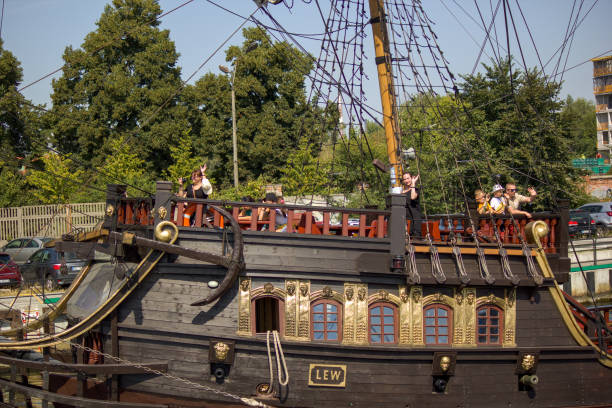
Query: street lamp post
219 64 239 188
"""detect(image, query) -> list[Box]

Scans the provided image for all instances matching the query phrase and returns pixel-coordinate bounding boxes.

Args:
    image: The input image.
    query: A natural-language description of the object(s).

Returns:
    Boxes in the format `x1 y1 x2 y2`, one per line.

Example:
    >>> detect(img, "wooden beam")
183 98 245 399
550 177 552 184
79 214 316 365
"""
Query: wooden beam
0 355 167 375
0 378 168 408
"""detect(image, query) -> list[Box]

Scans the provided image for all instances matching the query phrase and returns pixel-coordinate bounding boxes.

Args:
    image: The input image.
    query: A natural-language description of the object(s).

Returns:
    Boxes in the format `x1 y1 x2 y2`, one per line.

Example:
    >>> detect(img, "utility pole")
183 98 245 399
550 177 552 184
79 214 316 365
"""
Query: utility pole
219 65 239 188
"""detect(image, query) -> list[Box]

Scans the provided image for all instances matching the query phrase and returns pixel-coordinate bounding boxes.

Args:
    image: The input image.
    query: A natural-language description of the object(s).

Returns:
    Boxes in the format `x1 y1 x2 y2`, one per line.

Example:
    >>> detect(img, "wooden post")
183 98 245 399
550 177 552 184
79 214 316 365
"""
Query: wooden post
77 336 85 398
387 193 407 260
557 199 570 273
110 310 119 401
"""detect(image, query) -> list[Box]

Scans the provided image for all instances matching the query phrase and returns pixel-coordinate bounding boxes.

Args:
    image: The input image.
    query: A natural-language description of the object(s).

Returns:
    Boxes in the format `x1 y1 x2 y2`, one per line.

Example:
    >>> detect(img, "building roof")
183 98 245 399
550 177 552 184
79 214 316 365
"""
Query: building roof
592 55 612 62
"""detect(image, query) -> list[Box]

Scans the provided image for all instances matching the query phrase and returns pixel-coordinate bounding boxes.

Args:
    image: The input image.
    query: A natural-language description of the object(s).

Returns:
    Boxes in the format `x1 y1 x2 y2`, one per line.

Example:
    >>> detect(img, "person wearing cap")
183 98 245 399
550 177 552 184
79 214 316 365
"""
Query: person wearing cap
178 164 213 226
504 183 536 218
489 184 506 214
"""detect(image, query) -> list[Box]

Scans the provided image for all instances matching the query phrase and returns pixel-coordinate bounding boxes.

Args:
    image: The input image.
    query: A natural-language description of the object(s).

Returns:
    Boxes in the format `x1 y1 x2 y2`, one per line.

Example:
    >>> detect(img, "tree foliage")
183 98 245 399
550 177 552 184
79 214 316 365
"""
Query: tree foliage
26 153 84 204
183 28 327 187
559 95 597 158
0 40 45 206
47 0 189 176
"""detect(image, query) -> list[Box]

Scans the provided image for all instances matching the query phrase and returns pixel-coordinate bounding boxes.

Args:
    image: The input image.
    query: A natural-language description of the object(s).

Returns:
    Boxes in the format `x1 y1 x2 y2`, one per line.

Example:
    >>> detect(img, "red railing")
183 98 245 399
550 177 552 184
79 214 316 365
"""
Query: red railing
563 291 612 354
114 198 560 251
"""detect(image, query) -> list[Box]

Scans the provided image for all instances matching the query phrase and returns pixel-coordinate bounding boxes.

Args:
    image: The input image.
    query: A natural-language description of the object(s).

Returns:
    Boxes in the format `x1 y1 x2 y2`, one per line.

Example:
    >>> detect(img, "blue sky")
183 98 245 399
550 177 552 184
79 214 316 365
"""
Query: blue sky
2 0 610 115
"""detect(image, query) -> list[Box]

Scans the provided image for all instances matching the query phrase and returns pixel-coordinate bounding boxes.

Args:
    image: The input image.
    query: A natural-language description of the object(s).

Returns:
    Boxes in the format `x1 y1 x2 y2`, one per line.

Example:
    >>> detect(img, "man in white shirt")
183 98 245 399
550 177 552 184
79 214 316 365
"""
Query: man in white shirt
504 183 536 218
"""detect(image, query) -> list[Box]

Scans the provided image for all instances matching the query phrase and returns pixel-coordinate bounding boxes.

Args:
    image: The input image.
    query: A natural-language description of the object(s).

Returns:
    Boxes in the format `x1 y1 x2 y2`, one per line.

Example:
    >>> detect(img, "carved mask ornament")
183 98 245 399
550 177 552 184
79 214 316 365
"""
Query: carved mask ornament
357 287 367 301
439 356 451 372
240 280 250 292
264 283 274 293
521 354 536 371
322 286 332 298
412 289 422 303
466 292 475 305
455 292 464 305
345 287 354 301
300 284 309 297
286 283 296 296
214 342 230 361
400 289 409 303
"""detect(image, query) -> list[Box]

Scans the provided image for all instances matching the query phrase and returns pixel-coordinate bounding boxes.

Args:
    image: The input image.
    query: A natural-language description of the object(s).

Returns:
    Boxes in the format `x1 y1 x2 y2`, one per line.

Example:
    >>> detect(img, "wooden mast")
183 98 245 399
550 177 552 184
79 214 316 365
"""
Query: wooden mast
368 0 402 192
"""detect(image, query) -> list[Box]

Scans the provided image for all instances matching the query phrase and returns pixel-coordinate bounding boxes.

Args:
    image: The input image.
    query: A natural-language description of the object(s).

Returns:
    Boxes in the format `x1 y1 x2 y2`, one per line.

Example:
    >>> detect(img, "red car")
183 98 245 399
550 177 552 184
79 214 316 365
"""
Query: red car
0 253 22 287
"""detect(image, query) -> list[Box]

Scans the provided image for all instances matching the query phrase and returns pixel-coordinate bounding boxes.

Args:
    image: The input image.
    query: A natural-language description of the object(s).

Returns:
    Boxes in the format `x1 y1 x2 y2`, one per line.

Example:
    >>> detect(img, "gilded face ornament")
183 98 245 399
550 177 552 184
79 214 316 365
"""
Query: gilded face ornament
345 287 354 301
466 292 475 305
286 283 296 296
357 287 367 301
521 354 535 371
300 284 309 297
400 289 409 303
412 289 422 303
439 356 451 372
214 342 230 361
240 279 250 292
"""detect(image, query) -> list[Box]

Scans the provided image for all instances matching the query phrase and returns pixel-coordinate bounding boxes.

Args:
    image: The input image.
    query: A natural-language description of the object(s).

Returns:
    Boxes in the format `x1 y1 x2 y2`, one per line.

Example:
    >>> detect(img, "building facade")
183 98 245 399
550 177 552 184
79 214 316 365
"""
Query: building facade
594 55 612 160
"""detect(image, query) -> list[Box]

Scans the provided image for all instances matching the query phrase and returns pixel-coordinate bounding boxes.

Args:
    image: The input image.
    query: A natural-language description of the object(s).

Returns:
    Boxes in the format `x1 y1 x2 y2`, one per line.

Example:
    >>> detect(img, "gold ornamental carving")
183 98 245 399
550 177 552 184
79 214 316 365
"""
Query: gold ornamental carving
285 280 298 339
297 281 310 339
410 286 424 345
521 354 536 371
237 278 251 335
355 284 368 344
157 206 167 220
264 283 274 293
466 292 475 305
504 288 517 347
440 356 451 373
214 342 230 361
463 288 477 346
398 285 411 345
343 284 356 344
322 286 333 298
106 204 115 217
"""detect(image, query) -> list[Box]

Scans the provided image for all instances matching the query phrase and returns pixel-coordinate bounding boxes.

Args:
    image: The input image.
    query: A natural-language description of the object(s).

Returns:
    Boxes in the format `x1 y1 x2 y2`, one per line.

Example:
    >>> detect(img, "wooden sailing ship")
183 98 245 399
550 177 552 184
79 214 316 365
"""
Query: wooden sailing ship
1 1 611 408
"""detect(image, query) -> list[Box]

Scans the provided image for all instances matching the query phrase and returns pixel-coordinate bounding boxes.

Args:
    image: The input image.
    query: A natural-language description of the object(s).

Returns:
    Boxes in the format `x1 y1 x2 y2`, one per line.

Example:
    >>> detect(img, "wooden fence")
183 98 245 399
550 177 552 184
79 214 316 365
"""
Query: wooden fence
0 203 105 242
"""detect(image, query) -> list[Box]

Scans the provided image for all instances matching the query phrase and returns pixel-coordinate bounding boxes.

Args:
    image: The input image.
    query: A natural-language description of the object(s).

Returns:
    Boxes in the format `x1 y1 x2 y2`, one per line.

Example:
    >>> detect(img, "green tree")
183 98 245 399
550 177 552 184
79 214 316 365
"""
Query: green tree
47 0 189 177
26 153 84 204
458 58 580 208
0 40 45 206
183 28 326 187
98 135 153 198
559 95 597 158
280 138 330 197
164 130 205 191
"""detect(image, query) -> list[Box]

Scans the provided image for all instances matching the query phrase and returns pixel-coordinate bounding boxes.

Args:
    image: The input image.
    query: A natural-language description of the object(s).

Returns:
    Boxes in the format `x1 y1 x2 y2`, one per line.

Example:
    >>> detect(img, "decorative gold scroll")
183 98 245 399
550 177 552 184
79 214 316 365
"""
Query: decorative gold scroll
462 287 477 346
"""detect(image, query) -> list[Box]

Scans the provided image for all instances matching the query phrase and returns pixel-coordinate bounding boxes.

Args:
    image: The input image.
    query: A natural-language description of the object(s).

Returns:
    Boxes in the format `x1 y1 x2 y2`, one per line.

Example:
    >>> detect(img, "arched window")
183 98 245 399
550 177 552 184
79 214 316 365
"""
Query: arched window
369 303 397 344
251 296 284 335
477 305 503 345
311 300 342 342
424 304 452 345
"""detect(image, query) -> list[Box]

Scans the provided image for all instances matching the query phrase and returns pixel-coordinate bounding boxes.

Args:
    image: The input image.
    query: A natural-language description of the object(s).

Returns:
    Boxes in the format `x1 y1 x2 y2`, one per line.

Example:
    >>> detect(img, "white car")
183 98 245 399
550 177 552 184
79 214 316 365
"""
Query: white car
1 237 54 265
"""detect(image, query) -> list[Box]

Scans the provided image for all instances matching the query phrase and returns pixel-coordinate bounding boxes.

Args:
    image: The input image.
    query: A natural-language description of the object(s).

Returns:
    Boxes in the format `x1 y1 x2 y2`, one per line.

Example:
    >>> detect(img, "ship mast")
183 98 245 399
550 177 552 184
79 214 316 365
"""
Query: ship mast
368 0 403 193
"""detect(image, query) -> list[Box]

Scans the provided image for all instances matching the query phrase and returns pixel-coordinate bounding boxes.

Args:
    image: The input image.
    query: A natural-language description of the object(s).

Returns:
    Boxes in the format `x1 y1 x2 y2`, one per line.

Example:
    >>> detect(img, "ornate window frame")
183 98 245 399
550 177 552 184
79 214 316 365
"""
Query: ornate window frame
311 298 343 342
476 304 504 345
368 302 399 345
423 303 453 345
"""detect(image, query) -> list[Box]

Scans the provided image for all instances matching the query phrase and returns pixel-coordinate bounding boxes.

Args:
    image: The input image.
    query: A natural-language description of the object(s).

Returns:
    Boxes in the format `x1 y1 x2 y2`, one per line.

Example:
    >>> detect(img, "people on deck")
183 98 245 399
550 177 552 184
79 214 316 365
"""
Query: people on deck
475 189 491 214
177 164 213 226
489 184 506 215
504 183 536 218
258 192 288 231
402 172 422 239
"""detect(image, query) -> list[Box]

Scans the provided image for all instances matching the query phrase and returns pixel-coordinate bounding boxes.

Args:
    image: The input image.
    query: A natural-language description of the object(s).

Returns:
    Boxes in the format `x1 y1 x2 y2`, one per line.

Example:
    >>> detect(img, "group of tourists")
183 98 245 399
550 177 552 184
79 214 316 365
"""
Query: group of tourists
401 170 538 239
475 183 537 218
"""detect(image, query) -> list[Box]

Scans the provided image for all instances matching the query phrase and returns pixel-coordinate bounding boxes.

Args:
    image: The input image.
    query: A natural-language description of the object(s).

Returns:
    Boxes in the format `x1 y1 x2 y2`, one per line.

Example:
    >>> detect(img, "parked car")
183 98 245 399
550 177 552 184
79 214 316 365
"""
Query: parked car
577 202 612 236
568 210 595 239
1 237 54 265
20 248 87 289
0 253 22 287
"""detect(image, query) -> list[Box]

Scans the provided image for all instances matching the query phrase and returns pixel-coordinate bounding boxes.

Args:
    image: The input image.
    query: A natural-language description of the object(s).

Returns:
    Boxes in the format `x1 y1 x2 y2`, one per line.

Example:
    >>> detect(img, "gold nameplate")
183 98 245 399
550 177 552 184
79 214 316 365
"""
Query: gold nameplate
308 364 347 388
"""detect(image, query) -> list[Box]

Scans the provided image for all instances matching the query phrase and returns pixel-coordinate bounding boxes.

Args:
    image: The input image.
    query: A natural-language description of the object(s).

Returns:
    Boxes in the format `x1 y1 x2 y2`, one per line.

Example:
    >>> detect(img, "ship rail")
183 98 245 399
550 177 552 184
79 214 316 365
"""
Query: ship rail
563 290 612 353
111 185 565 254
